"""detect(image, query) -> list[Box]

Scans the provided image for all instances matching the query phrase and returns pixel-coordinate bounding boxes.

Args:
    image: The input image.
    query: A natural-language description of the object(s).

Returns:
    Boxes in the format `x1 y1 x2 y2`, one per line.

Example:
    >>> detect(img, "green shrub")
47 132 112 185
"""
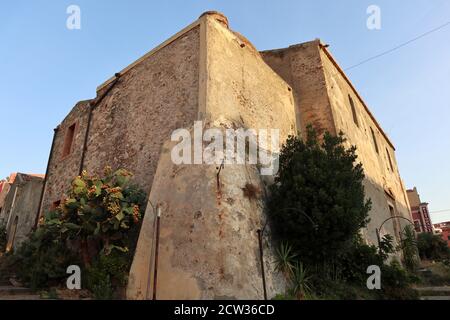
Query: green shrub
379 261 419 300
417 232 450 261
85 251 130 299
339 240 384 283
3 167 145 295
6 224 81 290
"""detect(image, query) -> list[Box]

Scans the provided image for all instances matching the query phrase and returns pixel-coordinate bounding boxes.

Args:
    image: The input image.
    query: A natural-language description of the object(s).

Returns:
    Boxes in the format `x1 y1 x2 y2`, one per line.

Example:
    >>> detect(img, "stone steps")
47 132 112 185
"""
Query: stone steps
416 286 450 300
420 296 450 300
0 294 42 300
0 285 34 295
0 285 42 300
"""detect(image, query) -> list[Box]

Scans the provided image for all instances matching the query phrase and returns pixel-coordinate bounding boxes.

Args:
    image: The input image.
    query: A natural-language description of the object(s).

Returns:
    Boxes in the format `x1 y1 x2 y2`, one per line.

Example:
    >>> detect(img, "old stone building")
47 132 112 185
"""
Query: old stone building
39 12 412 299
0 173 44 251
0 174 15 222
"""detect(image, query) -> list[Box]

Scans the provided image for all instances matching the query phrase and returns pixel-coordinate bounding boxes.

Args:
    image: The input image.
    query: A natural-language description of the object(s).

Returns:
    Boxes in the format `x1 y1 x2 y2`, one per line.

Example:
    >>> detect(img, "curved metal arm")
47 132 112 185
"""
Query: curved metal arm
378 215 414 232
275 207 318 230
376 215 415 249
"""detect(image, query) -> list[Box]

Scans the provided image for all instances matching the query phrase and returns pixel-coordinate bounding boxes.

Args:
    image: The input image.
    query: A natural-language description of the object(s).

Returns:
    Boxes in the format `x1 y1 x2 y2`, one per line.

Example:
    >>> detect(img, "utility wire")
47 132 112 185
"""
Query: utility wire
345 20 450 71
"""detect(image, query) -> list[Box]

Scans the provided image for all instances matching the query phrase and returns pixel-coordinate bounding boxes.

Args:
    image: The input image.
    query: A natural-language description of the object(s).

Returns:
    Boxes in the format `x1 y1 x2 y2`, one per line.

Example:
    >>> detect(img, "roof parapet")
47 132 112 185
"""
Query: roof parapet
199 11 229 29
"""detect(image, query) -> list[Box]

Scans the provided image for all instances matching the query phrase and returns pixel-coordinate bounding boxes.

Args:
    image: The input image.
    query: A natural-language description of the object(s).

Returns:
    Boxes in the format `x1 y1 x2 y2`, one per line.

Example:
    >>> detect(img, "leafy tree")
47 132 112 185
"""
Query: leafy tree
268 126 371 265
44 167 145 266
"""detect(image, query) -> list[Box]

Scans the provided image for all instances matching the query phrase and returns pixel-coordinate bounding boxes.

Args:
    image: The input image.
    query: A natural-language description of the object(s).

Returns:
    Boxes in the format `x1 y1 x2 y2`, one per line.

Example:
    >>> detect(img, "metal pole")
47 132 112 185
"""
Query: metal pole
152 206 161 300
376 228 381 248
257 229 267 300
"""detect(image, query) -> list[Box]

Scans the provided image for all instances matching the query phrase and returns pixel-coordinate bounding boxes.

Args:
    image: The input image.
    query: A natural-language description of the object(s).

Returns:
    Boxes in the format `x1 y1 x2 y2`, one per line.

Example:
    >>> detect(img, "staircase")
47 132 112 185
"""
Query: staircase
0 286 40 300
0 280 40 300
416 286 450 300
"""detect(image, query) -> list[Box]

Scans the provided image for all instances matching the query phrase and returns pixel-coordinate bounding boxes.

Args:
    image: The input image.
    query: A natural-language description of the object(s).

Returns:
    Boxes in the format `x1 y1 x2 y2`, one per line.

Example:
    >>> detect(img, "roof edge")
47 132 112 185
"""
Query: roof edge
261 40 396 151
318 42 396 150
96 18 202 92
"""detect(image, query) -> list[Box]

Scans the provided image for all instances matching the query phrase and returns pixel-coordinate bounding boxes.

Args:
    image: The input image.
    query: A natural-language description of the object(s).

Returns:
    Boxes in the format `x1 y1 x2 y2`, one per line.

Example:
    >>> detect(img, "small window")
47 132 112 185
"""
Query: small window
348 95 359 127
447 235 450 241
386 148 394 171
370 127 379 154
62 123 76 157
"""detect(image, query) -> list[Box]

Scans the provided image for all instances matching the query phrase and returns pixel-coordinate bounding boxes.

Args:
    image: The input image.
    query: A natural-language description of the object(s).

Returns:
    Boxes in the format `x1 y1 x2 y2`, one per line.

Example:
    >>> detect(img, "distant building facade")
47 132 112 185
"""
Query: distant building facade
433 221 450 248
0 173 17 225
407 187 434 233
1 173 44 251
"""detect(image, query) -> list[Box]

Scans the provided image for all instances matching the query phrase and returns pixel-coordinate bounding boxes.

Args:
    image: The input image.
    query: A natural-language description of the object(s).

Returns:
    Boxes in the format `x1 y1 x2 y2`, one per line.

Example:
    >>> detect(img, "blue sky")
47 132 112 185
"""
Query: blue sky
0 1 449 223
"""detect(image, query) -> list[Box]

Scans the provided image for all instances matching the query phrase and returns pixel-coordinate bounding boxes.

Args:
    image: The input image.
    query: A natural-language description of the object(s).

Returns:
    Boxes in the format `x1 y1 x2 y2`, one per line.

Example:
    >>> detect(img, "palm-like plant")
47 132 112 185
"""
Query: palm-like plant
292 262 312 300
274 242 297 280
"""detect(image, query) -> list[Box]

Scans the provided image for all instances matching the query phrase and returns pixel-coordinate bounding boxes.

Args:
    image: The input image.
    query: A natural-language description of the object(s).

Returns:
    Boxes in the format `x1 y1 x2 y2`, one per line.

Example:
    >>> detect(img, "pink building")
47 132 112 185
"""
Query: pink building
433 221 450 248
407 187 434 233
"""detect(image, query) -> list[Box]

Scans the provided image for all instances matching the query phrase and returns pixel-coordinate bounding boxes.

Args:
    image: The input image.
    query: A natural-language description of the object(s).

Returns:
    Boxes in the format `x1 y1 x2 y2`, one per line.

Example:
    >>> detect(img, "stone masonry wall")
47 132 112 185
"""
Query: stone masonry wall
42 26 201 214
83 26 200 198
3 175 44 250
41 100 90 213
261 41 336 137
318 46 412 245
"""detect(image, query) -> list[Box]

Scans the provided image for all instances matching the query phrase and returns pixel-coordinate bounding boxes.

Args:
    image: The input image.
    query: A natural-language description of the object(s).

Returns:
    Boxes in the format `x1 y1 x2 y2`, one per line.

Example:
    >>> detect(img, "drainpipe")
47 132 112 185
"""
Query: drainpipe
257 228 268 300
153 206 161 300
78 73 121 175
34 125 59 230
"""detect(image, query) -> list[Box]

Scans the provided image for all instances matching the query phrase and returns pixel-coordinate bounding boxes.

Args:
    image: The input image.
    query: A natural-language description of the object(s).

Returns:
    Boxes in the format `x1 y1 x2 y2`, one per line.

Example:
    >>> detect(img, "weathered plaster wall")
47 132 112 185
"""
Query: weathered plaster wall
2 175 43 250
127 13 295 300
128 137 287 299
204 18 297 138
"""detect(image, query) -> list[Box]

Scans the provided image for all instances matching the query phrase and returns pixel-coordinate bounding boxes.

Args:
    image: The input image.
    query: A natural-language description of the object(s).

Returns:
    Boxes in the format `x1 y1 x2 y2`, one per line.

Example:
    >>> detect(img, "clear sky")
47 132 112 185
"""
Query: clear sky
0 1 449 223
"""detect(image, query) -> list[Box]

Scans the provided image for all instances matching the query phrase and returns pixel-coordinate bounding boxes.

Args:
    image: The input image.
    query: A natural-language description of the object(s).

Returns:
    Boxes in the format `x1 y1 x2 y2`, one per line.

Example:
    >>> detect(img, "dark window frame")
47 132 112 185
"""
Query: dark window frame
348 95 359 127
